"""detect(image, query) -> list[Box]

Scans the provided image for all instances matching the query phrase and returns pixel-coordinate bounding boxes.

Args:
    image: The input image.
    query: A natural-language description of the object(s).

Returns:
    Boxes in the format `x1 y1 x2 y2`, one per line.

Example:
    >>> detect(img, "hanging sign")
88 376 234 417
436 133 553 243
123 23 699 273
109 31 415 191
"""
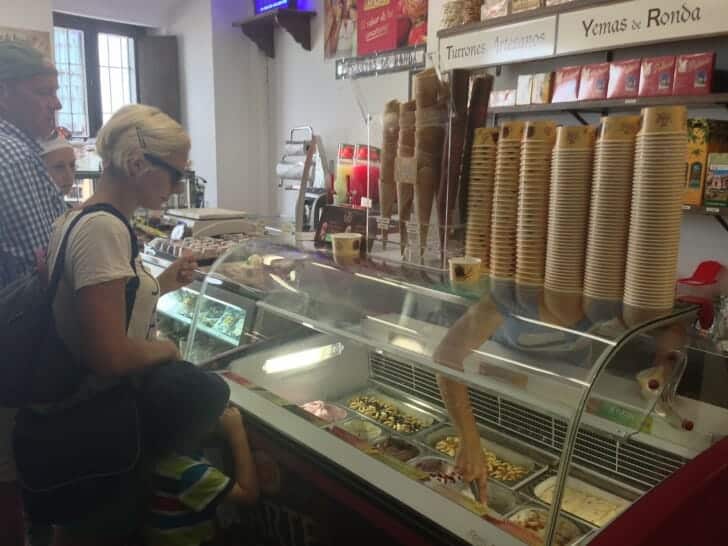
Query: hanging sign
335 44 426 79
438 16 557 71
557 0 726 55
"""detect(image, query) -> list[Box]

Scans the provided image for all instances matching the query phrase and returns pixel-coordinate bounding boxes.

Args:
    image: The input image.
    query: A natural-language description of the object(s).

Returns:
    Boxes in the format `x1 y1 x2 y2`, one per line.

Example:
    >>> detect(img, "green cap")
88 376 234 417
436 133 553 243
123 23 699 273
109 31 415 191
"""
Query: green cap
0 40 56 82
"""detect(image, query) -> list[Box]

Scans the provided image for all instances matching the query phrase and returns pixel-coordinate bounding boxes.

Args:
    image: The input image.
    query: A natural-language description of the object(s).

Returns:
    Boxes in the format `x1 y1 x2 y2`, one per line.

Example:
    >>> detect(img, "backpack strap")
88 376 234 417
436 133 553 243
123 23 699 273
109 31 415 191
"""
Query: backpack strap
47 204 140 330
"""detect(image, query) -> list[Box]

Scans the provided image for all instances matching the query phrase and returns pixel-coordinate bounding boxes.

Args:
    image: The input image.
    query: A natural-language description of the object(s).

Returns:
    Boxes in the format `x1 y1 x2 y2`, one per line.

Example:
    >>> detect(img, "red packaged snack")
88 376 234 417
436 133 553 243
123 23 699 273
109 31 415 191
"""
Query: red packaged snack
674 52 716 96
552 66 581 103
578 63 610 101
639 56 676 97
607 59 641 99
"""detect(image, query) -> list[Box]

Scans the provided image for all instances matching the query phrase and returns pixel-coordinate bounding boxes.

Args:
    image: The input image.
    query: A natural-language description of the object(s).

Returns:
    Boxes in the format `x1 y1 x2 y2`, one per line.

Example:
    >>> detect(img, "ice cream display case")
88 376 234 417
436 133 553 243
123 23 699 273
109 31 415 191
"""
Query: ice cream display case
187 237 728 546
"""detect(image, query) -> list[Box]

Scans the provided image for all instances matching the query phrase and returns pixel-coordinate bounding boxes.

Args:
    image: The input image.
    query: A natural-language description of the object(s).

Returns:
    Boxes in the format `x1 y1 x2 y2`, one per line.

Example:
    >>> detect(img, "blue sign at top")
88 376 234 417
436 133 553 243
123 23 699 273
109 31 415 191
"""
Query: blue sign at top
254 0 297 15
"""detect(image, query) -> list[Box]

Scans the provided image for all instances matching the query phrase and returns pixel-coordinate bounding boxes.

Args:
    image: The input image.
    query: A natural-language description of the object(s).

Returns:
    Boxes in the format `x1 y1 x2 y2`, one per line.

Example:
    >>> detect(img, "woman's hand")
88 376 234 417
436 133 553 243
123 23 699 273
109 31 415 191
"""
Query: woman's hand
456 436 488 504
158 255 198 295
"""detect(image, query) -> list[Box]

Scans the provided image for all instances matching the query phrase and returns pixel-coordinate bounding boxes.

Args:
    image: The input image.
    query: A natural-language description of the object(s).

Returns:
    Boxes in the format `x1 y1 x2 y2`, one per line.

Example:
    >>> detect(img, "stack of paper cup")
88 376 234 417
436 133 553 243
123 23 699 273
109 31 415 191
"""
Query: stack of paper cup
624 106 688 313
490 121 525 280
544 125 596 294
516 120 557 286
584 115 641 301
465 128 499 272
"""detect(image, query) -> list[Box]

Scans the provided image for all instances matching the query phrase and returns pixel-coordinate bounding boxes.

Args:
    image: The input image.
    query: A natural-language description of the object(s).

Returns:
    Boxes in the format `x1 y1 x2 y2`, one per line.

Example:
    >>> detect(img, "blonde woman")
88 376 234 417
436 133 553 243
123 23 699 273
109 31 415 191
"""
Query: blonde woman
16 105 197 546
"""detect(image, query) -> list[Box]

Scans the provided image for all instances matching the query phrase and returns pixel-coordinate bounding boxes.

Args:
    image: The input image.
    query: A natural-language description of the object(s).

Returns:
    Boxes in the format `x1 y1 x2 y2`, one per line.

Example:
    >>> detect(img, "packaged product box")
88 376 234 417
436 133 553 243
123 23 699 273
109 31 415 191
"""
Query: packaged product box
639 56 676 97
674 52 715 96
511 0 542 13
482 0 509 19
516 74 534 105
552 65 581 103
704 153 728 207
531 72 554 104
490 89 517 107
578 63 610 100
684 119 728 206
607 59 641 99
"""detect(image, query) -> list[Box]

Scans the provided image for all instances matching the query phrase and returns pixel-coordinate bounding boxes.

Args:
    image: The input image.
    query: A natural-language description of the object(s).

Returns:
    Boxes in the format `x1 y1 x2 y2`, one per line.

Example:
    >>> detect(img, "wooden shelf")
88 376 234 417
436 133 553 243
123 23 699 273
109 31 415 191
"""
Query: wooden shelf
437 0 613 39
490 93 728 116
234 9 315 58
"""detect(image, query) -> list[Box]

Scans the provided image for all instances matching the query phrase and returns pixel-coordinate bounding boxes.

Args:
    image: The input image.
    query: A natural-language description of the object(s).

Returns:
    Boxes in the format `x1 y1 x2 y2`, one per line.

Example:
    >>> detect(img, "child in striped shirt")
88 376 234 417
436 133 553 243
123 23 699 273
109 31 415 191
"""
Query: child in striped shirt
143 370 259 546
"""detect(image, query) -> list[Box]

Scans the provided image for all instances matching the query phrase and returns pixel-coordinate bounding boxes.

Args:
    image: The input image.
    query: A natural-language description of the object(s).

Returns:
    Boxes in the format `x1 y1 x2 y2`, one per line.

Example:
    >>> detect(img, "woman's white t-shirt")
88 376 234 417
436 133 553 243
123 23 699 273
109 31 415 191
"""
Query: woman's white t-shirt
0 210 161 481
47 209 160 361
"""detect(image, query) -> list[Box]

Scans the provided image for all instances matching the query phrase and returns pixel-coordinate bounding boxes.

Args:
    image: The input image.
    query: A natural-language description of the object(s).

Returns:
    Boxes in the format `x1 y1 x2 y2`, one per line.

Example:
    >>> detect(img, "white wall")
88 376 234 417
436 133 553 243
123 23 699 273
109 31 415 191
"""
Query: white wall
53 0 183 27
210 0 272 215
1 0 53 31
165 0 219 206
269 0 410 217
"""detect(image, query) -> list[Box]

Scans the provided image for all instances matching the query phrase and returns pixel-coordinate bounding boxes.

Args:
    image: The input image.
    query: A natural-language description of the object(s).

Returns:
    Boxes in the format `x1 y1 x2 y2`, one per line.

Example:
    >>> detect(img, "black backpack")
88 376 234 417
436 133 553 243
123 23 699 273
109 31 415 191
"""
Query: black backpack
0 203 139 407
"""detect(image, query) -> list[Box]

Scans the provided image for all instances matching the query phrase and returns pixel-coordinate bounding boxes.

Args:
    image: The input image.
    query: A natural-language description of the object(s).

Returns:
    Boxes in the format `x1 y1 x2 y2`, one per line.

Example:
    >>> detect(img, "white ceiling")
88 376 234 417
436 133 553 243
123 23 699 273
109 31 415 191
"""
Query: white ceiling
53 0 188 28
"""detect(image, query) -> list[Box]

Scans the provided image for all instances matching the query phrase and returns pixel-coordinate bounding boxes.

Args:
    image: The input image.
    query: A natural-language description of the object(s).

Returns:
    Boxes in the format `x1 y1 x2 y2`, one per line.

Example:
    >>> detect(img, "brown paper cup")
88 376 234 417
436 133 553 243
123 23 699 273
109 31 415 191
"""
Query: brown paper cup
599 115 641 141
555 125 597 149
639 106 688 135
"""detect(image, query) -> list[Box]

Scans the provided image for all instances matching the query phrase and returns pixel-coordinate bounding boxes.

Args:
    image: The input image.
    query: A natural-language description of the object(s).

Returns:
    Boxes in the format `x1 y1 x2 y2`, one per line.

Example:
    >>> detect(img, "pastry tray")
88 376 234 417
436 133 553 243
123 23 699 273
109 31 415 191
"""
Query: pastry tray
339 387 441 436
408 456 523 518
419 424 549 489
295 401 352 427
507 505 590 546
335 417 388 444
523 471 636 528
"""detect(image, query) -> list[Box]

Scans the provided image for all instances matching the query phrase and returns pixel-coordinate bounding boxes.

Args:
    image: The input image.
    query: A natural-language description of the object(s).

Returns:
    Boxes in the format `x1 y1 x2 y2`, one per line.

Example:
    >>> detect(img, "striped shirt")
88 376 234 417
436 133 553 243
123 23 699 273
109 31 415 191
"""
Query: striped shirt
145 454 233 546
0 119 66 289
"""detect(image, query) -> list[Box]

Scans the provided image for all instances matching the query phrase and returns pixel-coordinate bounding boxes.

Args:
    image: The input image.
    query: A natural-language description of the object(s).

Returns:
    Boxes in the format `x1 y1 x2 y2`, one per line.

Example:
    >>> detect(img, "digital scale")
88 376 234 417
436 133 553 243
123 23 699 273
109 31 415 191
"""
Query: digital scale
162 208 256 237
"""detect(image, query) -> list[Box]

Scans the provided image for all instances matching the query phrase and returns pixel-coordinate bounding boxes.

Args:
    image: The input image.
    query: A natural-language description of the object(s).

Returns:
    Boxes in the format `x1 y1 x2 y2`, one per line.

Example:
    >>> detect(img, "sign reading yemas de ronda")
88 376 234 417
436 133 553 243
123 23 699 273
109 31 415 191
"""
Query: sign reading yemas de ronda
557 0 726 55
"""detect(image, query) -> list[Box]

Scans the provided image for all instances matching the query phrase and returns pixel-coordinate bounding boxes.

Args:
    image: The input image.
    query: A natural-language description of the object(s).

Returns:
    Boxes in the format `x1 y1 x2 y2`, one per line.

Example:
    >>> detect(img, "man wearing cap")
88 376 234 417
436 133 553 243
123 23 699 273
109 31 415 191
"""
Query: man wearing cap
0 40 65 288
0 40 65 546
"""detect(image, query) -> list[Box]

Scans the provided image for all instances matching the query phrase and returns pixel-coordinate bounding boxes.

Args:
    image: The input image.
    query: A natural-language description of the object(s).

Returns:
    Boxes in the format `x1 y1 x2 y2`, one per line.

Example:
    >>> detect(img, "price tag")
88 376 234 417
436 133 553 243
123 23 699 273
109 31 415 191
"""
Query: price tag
171 223 186 241
395 157 416 186
706 207 721 215
360 197 373 209
682 205 691 211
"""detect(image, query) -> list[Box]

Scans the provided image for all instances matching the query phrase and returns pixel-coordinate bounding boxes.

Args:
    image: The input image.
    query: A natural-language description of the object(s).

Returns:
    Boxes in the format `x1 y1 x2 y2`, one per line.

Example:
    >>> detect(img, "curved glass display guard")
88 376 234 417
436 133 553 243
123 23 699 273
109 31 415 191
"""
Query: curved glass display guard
185 237 726 545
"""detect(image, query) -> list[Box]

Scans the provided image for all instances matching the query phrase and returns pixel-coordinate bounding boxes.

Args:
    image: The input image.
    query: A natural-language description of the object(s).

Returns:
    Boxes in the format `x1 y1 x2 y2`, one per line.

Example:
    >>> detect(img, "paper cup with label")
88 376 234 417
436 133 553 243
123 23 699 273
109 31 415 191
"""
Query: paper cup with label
599 115 641 141
473 127 499 147
449 256 482 286
523 120 558 143
640 106 688 135
499 121 526 142
555 125 597 149
332 232 363 264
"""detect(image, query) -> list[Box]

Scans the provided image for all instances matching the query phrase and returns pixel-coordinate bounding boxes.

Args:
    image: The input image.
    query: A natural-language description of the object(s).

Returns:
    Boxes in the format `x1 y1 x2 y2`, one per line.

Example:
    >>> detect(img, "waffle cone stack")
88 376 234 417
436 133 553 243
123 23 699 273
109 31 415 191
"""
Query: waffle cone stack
396 100 416 254
380 99 400 220
465 128 498 272
489 121 525 279
414 68 448 256
583 115 641 301
516 120 557 286
544 126 596 294
623 106 688 314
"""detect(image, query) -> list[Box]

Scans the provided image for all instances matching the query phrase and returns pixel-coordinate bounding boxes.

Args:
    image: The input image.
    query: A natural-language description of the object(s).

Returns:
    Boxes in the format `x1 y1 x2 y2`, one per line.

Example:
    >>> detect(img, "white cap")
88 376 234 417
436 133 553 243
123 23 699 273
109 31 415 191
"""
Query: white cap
38 134 73 156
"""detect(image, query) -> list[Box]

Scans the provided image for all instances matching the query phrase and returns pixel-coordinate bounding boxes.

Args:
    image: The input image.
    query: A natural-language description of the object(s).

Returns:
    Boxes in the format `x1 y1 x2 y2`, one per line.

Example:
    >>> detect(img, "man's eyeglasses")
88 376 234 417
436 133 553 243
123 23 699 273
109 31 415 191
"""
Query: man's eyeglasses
144 153 185 184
